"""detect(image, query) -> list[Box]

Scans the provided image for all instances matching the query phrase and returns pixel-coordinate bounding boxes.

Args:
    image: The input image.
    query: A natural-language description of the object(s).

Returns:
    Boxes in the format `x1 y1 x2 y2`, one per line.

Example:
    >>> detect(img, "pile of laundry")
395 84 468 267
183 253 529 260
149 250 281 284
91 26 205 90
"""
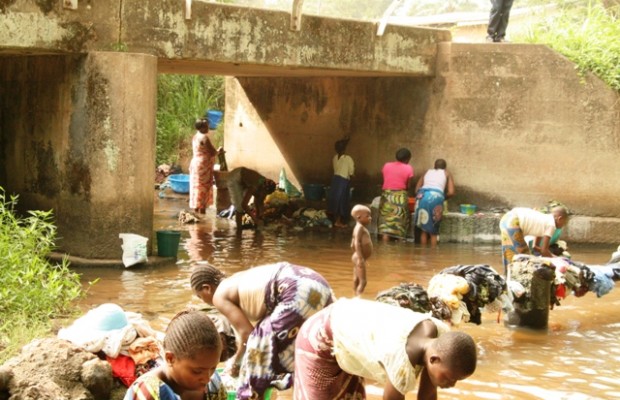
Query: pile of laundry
178 209 200 224
57 303 163 388
155 164 182 185
508 253 620 310
375 283 431 314
375 264 508 326
291 207 332 228
431 264 509 325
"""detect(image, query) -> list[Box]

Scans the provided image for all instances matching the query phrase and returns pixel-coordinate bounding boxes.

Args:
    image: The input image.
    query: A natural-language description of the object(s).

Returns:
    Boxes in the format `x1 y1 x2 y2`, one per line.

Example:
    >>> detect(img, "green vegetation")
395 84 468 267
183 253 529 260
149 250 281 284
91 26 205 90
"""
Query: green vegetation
156 74 225 166
516 1 620 91
0 188 84 363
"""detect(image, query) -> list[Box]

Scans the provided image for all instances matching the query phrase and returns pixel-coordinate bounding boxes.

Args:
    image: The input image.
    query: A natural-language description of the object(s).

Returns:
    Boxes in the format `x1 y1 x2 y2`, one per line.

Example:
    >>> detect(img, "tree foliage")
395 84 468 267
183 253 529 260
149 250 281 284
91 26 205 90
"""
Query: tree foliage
516 0 620 91
156 74 225 166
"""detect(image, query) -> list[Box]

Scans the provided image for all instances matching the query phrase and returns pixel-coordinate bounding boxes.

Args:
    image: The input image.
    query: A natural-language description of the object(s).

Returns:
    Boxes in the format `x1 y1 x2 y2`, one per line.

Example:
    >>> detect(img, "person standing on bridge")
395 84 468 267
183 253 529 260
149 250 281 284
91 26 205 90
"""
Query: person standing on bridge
189 118 219 214
486 0 515 43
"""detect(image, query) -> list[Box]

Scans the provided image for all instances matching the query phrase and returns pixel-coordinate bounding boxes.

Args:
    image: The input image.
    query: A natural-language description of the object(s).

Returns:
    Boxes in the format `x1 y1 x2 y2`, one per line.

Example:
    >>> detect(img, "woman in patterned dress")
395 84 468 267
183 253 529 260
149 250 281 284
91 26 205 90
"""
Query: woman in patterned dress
190 262 335 400
378 148 414 241
189 119 217 214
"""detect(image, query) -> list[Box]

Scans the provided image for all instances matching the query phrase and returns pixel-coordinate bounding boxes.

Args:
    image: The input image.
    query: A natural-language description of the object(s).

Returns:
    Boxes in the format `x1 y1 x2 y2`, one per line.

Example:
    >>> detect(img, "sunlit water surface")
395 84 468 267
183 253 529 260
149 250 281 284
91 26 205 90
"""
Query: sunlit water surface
77 195 620 399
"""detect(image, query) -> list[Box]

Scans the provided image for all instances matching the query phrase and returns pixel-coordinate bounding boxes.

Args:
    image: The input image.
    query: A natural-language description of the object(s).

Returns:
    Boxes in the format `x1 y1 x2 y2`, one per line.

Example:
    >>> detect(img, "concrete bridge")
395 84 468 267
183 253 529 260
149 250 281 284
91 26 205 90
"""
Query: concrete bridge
1 1 619 260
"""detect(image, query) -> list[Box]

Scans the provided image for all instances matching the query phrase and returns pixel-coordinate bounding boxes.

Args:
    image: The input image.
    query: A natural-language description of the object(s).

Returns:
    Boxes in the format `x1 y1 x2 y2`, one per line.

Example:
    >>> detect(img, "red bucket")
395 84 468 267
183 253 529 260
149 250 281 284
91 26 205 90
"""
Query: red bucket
408 197 416 213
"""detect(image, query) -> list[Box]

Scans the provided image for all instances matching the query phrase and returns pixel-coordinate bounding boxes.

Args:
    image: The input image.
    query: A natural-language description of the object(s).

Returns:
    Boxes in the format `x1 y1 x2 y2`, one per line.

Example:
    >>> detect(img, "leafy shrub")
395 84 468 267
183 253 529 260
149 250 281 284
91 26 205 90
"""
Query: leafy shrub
516 0 620 91
0 188 83 362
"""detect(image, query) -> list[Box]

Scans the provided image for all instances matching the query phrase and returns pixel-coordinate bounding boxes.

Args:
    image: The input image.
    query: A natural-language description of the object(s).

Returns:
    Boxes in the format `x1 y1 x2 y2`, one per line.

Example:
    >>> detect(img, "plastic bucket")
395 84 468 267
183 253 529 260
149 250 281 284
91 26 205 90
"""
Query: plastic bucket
408 197 416 213
156 230 181 257
206 110 224 129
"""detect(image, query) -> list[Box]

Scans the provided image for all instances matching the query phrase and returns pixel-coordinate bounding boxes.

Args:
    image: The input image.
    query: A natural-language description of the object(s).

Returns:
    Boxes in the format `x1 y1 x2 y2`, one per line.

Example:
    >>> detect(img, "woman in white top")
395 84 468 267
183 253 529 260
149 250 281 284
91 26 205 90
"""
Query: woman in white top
190 262 334 400
294 298 477 400
328 138 355 228
413 159 455 247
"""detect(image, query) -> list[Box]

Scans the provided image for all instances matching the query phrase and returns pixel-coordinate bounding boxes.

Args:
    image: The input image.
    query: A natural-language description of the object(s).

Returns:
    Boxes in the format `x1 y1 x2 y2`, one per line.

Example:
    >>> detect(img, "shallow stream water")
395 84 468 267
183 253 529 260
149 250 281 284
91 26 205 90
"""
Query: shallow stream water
77 194 620 399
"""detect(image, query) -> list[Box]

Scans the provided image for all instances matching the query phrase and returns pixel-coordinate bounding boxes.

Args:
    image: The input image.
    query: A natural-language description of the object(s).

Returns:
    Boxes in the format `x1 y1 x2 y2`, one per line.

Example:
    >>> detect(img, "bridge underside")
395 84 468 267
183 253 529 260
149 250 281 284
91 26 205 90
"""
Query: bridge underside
1 2 619 261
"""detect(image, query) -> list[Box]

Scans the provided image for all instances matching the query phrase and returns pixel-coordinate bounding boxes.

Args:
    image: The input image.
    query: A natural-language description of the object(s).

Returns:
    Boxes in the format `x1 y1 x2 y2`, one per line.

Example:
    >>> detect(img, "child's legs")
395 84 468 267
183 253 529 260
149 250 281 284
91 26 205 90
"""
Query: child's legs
430 234 438 247
420 231 429 245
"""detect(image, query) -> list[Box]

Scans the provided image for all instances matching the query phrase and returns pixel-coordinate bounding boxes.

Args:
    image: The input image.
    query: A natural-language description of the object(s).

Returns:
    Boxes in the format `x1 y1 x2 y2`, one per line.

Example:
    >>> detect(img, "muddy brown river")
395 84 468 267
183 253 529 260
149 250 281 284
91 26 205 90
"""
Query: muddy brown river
77 194 620 399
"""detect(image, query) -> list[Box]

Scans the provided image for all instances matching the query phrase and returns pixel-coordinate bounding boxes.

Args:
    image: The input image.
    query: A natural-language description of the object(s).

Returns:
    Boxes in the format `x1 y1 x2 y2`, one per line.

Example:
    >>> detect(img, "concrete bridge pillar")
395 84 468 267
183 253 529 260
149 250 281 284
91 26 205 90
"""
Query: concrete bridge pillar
0 52 157 259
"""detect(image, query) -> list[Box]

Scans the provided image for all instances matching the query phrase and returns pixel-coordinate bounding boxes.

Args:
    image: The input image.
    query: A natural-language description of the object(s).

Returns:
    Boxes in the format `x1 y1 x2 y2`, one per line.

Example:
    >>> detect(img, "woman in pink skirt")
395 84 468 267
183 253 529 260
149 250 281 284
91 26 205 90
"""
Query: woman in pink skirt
189 118 217 214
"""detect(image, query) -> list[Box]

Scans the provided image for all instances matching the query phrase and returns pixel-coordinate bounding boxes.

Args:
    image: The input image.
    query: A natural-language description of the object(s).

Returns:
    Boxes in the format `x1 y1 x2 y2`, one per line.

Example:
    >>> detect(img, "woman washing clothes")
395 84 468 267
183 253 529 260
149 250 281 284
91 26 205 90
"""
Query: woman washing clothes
414 158 455 247
379 148 414 241
190 262 334 400
327 138 355 228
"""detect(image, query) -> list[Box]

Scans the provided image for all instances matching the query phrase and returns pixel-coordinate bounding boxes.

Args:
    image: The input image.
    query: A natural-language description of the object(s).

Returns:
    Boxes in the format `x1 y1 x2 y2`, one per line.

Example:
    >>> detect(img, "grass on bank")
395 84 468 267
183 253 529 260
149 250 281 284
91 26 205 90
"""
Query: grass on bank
0 188 84 363
516 0 620 91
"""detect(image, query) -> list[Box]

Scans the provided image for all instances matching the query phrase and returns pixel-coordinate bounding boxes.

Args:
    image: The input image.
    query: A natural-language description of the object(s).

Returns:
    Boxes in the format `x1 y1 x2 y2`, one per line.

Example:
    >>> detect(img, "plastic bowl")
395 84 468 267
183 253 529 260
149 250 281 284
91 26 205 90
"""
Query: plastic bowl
168 174 190 194
460 204 477 215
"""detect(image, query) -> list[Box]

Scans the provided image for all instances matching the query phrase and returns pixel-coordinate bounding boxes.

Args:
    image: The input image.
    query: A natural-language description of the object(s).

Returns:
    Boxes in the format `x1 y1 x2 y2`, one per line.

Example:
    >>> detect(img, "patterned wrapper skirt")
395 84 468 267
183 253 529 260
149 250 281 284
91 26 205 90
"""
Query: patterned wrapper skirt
236 263 335 400
327 175 351 220
413 187 445 235
293 305 366 400
189 155 215 210
500 211 530 272
378 189 409 239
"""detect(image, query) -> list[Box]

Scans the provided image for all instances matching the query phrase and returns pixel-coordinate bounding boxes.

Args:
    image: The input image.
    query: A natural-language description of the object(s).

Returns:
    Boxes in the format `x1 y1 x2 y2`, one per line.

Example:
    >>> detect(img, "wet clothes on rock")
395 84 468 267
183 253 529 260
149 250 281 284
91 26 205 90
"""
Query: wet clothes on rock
500 208 558 270
327 153 354 222
438 265 507 325
189 132 217 211
235 262 335 400
375 283 431 314
293 298 449 399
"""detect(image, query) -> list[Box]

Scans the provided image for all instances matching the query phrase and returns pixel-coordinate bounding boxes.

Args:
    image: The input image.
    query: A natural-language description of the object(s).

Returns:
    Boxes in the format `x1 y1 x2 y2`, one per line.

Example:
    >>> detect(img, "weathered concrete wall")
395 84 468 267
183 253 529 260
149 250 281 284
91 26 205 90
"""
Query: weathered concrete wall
225 44 620 242
425 43 620 218
224 76 434 199
0 52 157 258
0 0 450 77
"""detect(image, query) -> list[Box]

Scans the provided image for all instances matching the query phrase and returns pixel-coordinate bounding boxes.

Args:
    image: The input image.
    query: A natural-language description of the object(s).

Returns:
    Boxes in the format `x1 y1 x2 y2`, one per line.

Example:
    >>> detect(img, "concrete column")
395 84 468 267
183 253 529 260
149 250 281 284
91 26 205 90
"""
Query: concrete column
0 52 157 259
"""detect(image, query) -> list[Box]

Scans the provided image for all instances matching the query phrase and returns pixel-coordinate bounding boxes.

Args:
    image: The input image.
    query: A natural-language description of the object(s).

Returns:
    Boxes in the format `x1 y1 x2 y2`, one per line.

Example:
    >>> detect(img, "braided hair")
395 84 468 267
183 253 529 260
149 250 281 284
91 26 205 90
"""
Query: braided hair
164 310 222 359
190 264 227 292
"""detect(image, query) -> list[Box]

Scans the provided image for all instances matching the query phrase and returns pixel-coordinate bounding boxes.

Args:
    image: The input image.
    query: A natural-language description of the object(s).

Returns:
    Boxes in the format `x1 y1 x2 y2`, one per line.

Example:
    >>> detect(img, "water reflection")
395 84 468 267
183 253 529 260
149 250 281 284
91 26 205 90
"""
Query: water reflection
76 199 620 400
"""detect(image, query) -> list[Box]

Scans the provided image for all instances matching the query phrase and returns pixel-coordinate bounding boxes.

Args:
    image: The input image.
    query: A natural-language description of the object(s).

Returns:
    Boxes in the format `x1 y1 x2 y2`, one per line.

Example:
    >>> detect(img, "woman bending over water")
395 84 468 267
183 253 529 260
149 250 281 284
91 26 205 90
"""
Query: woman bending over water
190 262 335 400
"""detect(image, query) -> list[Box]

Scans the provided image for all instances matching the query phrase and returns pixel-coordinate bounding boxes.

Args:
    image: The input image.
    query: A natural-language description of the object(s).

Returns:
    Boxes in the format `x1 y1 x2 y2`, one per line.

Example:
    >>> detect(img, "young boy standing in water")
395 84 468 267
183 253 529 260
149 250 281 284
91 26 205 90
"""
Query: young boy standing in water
351 204 372 296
